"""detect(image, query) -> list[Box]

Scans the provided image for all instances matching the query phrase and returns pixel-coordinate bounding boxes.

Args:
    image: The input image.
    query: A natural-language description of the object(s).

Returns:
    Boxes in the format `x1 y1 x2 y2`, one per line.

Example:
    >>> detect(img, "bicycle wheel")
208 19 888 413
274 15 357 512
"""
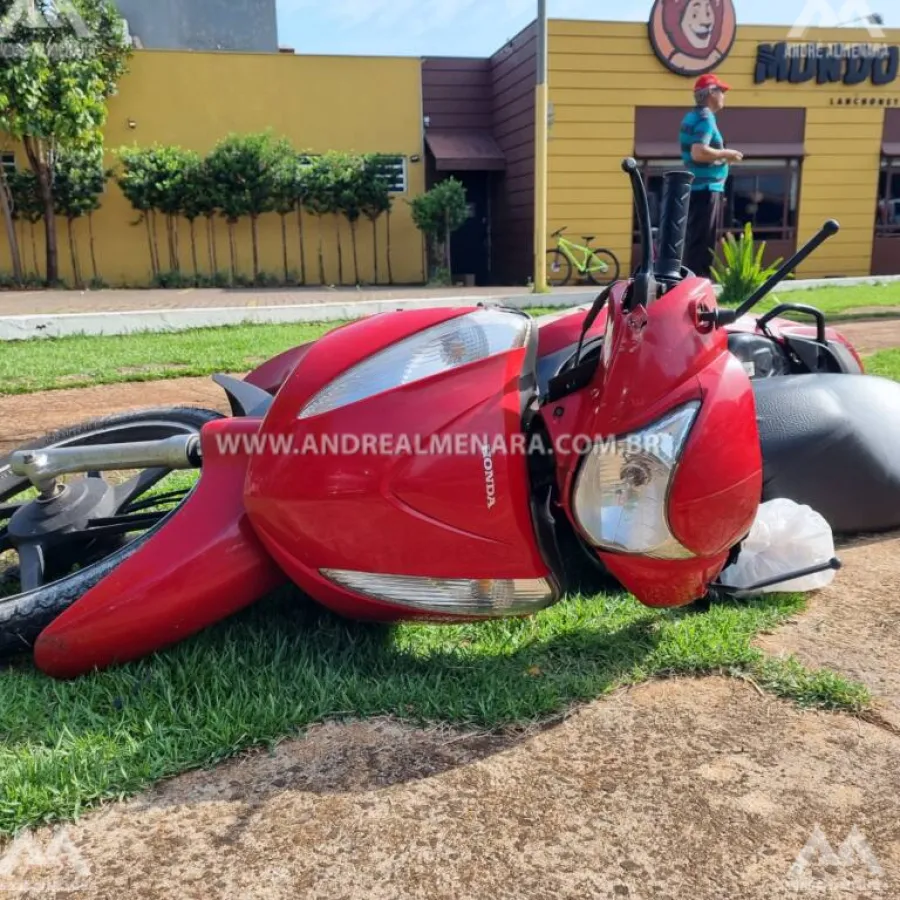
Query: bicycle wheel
586 249 620 286
546 250 572 287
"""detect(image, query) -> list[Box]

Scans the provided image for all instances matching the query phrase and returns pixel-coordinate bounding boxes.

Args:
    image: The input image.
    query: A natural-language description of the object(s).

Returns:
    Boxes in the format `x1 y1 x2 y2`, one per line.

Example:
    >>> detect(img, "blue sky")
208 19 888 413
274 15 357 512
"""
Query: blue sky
276 0 899 57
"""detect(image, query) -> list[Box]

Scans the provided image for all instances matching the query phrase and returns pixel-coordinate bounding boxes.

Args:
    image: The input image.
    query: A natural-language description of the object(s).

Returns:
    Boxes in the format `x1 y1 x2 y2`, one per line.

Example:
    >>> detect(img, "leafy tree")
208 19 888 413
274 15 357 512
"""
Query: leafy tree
155 146 201 274
193 158 221 277
336 153 366 285
269 143 310 285
358 155 392 285
53 140 107 286
0 158 23 283
114 145 163 278
8 166 42 277
303 153 341 285
409 177 469 283
203 131 286 284
0 0 132 283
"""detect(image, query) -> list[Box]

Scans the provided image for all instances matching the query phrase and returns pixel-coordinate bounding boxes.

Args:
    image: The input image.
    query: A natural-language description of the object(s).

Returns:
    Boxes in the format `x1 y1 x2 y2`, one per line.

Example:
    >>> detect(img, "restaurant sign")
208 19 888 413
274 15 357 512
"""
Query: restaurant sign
755 41 900 86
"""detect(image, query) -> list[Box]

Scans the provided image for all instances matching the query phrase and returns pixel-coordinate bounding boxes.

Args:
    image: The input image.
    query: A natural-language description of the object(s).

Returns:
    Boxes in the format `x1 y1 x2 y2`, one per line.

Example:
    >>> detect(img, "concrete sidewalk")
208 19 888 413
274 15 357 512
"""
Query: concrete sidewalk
1 274 899 341
0 285 601 341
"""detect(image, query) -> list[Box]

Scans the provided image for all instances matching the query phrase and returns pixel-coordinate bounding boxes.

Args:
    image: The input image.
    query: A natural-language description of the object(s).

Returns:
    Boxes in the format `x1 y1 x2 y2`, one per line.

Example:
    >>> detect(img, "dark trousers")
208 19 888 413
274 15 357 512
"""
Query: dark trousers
684 189 723 278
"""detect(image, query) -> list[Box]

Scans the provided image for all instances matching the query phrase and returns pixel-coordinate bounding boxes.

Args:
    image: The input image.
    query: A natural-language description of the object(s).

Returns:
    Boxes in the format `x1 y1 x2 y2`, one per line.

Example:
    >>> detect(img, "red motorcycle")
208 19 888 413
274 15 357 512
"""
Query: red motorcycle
0 159 889 679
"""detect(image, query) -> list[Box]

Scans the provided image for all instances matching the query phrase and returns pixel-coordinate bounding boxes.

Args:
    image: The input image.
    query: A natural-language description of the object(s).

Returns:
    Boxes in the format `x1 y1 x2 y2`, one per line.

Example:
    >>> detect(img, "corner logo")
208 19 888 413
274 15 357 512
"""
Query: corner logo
786 825 885 893
787 0 885 40
649 0 738 76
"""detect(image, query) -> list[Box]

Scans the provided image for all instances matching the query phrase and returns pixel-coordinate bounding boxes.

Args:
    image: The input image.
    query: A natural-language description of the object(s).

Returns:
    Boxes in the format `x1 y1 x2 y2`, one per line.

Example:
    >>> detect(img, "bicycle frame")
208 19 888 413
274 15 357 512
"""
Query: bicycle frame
555 235 609 275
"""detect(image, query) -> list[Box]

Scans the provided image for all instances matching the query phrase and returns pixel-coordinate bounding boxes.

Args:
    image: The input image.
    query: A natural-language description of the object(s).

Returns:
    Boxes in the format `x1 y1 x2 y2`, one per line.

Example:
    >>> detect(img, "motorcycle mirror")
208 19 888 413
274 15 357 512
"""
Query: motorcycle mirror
701 219 841 328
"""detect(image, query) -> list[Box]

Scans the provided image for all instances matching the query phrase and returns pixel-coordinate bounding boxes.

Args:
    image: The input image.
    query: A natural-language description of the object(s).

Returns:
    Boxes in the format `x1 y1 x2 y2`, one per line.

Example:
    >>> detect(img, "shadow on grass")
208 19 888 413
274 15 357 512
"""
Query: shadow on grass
0 585 858 835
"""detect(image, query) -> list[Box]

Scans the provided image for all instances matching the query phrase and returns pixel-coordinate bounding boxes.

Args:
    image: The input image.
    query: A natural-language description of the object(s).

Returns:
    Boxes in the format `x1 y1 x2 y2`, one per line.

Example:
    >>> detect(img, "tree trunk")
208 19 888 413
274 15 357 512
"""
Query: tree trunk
349 219 360 285
334 216 343 285
227 219 237 285
445 213 452 282
165 215 176 272
206 216 217 275
251 215 260 282
172 217 180 273
0 166 24 284
317 216 325 285
149 211 162 277
88 212 99 281
297 207 307 285
280 213 289 282
144 214 158 278
30 222 39 277
386 209 394 285
23 139 57 285
371 218 379 285
189 219 199 278
67 217 82 289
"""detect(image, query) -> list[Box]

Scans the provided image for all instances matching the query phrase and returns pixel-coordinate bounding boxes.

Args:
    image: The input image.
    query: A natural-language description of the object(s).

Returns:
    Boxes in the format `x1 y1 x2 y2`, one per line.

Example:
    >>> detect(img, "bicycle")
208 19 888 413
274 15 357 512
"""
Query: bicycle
546 227 620 287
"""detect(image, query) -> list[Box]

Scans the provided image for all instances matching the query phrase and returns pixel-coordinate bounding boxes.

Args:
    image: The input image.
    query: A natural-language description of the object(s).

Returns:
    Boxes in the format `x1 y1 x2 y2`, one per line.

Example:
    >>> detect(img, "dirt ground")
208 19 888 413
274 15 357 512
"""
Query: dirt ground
3 324 900 898
832 318 900 353
0 377 234 456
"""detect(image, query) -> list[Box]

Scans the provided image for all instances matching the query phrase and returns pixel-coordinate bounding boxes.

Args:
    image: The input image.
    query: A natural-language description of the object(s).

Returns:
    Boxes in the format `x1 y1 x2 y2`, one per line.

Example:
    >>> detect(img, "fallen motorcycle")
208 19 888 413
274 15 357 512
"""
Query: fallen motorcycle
0 159 890 680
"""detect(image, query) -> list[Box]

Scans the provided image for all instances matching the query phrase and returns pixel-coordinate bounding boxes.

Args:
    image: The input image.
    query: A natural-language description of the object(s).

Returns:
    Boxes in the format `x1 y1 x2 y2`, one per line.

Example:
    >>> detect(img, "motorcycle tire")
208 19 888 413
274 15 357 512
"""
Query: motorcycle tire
0 407 222 659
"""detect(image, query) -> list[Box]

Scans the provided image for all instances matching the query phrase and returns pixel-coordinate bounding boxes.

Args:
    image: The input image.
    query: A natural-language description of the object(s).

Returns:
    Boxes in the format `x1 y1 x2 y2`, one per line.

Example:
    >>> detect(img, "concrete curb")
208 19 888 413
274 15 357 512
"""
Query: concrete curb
1 275 899 341
0 291 600 341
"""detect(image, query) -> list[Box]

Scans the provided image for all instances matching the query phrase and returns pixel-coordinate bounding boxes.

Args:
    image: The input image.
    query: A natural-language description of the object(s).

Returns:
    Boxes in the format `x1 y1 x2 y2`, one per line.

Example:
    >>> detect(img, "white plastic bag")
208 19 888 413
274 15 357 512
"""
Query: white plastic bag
718 498 836 593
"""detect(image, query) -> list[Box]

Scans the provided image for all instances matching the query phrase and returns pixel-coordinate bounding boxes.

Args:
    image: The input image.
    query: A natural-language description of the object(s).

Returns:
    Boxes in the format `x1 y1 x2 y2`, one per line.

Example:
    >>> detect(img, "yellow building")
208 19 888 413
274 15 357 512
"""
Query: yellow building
2 4 900 288
546 14 900 279
1 50 429 288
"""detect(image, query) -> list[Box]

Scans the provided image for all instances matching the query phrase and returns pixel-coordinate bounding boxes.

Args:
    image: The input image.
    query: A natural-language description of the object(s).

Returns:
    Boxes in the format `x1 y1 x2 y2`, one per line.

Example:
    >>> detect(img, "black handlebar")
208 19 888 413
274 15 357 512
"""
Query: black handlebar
655 171 695 283
621 157 657 310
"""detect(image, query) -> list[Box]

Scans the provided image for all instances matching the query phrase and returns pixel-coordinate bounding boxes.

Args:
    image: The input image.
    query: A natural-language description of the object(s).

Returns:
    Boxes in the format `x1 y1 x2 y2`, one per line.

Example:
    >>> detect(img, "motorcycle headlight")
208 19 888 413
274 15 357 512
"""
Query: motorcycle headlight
298 309 531 419
571 402 700 560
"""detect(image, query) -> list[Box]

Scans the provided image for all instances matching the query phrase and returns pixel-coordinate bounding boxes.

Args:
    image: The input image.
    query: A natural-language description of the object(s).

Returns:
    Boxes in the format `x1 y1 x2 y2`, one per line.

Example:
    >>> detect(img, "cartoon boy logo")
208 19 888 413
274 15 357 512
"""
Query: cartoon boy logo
649 0 737 76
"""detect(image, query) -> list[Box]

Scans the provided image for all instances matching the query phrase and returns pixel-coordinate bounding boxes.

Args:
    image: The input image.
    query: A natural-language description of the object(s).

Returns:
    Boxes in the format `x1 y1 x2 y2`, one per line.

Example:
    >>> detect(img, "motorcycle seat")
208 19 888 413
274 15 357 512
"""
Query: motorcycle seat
753 374 900 535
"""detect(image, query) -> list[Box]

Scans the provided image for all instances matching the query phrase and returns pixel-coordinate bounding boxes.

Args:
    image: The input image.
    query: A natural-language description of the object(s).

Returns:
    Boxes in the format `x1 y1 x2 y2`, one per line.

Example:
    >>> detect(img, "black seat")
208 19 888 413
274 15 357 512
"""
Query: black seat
582 235 594 242
753 374 900 535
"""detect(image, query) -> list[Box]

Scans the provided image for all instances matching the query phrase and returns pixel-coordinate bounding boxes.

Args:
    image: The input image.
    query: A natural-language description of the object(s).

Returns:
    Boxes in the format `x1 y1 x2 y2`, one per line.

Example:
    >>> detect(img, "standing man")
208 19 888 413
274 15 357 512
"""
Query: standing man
680 72 743 277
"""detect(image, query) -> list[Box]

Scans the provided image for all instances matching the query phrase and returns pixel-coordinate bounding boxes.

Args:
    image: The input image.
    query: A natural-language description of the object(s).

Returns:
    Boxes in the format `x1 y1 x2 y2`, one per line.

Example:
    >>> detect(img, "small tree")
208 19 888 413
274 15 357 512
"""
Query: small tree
8 167 43 278
154 146 201 275
53 141 107 287
115 145 162 278
303 154 340 285
0 0 132 283
358 155 392 285
337 154 366 285
203 132 285 284
179 153 207 280
270 142 305 284
409 178 469 284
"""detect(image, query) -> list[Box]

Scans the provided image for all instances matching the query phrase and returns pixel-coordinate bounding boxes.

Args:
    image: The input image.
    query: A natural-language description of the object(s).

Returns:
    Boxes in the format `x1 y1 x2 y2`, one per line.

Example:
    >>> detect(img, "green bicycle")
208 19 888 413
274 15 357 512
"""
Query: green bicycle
547 227 620 288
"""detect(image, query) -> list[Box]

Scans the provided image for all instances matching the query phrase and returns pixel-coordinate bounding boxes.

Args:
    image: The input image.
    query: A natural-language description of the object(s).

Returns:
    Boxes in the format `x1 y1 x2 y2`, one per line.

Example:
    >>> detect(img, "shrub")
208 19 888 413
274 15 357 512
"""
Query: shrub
711 223 784 306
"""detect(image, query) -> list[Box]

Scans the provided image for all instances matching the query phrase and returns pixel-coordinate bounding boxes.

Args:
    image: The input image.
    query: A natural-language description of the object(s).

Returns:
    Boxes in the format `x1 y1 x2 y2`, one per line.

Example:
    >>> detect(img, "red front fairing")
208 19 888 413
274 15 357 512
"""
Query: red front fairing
244 308 554 622
553 278 762 609
33 418 287 679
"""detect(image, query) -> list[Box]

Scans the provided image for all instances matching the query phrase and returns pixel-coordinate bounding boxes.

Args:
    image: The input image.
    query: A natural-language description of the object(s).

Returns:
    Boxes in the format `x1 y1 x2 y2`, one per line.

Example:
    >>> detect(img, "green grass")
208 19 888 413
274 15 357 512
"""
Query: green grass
864 348 900 381
0 321 342 395
759 281 900 318
0 586 869 837
2 285 899 396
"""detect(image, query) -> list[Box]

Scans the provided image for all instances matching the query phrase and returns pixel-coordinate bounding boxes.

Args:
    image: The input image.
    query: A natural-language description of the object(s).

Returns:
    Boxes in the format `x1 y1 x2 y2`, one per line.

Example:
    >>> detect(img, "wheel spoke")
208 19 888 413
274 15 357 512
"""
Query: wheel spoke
18 543 46 593
114 467 170 512
123 489 190 514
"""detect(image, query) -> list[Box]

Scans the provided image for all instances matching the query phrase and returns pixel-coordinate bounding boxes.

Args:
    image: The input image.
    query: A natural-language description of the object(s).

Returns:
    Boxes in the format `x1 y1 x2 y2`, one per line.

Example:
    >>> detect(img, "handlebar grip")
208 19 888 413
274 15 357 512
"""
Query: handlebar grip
655 171 695 282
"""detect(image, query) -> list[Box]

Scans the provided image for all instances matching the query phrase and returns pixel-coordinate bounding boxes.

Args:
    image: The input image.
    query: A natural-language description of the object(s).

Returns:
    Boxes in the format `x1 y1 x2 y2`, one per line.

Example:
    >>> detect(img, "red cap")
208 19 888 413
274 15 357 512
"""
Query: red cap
694 73 731 92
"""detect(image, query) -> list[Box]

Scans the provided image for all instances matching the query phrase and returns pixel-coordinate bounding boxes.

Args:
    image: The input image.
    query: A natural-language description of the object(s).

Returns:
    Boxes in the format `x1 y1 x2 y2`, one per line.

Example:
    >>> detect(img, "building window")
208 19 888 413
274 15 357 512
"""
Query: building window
876 158 900 235
296 153 408 194
1 152 15 176
631 158 800 245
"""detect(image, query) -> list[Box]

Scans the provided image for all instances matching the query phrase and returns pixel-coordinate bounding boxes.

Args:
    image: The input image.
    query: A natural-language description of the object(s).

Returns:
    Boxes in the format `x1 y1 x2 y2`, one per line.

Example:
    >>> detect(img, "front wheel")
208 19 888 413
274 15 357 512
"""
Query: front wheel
586 249 621 286
0 407 222 658
546 250 572 287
